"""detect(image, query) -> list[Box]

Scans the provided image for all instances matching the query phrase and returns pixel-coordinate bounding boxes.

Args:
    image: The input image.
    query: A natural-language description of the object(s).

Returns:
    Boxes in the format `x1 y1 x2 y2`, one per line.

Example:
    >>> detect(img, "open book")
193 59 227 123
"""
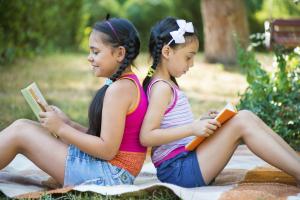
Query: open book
21 82 48 120
185 102 238 151
21 82 58 138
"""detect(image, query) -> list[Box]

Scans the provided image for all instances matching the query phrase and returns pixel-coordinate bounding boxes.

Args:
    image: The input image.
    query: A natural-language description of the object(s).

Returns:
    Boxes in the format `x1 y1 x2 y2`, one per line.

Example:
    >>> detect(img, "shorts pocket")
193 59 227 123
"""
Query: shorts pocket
108 165 133 184
108 165 124 179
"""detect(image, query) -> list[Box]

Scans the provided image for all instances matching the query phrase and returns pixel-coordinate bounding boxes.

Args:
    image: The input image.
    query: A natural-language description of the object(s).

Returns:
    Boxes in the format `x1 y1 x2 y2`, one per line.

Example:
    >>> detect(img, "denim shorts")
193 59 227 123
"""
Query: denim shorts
156 150 207 188
64 144 135 187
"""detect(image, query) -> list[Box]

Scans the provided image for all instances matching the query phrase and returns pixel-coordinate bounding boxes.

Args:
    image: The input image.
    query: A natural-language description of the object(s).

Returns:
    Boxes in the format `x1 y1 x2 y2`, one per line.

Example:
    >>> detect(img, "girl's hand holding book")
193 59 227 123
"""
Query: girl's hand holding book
38 102 65 136
49 105 71 125
200 110 219 120
192 119 221 137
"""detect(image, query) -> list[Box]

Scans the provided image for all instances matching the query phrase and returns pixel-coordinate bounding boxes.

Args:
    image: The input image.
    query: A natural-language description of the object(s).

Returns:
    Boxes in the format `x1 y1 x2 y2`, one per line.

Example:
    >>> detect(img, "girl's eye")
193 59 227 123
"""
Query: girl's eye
93 51 99 55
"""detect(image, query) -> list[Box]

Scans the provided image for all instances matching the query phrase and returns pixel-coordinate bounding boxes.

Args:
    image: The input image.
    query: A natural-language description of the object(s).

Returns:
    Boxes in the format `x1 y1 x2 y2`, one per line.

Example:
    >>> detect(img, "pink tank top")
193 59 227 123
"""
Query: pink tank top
109 73 148 176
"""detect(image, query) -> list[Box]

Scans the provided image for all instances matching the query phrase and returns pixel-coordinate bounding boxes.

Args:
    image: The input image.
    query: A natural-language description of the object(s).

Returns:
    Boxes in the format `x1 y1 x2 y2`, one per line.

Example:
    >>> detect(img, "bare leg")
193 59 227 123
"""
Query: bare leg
196 110 300 185
0 119 68 185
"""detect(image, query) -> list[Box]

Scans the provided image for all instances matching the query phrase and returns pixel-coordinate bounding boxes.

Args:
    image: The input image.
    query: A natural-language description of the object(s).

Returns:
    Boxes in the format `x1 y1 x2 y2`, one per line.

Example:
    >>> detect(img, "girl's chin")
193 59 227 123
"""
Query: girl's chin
92 70 102 77
93 71 110 78
174 73 183 78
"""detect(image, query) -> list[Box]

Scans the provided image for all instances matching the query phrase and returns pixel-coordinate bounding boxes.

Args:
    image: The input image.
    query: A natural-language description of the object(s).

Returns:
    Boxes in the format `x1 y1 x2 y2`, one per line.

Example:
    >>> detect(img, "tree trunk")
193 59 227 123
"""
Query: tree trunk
201 0 249 65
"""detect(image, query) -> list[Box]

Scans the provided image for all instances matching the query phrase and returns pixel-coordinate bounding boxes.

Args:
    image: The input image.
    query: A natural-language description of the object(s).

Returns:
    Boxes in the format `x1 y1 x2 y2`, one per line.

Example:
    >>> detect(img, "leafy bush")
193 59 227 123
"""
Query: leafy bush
237 44 300 150
0 0 83 65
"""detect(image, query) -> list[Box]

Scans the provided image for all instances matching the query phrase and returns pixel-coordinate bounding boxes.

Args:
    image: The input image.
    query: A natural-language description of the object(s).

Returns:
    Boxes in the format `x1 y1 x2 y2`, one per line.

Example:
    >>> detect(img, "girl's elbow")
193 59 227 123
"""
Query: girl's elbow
95 147 118 160
102 150 117 160
140 133 152 147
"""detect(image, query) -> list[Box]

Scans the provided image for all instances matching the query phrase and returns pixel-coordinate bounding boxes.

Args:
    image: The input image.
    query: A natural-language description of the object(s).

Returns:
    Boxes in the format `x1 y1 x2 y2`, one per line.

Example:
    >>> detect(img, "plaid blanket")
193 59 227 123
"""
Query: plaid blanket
0 145 299 200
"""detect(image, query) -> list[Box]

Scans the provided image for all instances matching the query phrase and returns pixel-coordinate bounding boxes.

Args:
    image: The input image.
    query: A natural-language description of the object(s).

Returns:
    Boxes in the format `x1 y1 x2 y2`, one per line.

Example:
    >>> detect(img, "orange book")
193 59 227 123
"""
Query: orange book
185 102 238 151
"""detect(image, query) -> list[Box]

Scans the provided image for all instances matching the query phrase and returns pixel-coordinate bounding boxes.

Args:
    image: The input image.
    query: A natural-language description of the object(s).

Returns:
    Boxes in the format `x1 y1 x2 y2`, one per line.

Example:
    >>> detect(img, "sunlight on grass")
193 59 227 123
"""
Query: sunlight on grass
0 53 99 129
0 52 274 199
178 55 248 116
0 52 273 130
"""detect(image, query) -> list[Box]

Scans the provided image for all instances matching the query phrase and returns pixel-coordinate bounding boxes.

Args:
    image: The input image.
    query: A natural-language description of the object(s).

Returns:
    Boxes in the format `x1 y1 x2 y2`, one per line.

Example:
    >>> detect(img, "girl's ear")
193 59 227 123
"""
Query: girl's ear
161 45 172 59
114 46 126 63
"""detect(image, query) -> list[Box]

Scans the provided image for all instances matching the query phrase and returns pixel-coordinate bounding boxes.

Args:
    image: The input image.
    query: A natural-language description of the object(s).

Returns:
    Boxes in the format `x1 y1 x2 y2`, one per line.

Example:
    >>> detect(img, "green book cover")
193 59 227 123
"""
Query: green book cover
21 82 48 120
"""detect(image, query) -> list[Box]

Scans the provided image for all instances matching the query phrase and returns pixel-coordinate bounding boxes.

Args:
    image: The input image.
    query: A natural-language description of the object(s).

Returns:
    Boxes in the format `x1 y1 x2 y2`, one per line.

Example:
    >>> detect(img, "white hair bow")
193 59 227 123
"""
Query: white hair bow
167 20 194 45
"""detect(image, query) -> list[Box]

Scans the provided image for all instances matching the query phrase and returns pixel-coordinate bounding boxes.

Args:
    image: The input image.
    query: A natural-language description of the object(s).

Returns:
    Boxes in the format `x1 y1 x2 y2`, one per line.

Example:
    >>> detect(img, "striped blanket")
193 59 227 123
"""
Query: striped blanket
0 145 299 200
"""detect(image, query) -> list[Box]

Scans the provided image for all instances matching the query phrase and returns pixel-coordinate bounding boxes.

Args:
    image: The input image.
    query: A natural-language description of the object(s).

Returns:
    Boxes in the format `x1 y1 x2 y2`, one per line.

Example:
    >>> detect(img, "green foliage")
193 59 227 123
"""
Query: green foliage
245 0 264 33
3 0 299 64
1 0 204 64
237 44 300 150
245 0 300 40
80 0 202 51
256 0 300 21
124 0 173 50
0 0 83 65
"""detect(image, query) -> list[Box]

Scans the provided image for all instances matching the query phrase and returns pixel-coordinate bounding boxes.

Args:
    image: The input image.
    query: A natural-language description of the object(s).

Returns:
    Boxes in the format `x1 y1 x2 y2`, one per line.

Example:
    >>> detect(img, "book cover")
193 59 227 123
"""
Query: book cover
185 102 238 151
21 82 48 120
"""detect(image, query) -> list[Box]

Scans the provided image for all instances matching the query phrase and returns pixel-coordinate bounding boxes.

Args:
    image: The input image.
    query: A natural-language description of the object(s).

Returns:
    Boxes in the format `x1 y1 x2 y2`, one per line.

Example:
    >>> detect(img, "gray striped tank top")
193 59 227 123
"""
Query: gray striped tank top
147 79 195 166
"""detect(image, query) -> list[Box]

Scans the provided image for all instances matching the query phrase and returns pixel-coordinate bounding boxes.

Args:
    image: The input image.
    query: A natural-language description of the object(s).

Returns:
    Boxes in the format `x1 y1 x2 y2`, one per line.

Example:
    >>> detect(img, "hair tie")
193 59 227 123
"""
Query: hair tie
147 68 155 77
105 78 113 86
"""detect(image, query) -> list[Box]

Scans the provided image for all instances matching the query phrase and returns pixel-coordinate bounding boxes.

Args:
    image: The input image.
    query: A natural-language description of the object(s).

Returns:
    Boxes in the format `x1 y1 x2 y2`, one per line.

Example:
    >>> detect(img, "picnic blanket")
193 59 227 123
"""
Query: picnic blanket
0 145 299 200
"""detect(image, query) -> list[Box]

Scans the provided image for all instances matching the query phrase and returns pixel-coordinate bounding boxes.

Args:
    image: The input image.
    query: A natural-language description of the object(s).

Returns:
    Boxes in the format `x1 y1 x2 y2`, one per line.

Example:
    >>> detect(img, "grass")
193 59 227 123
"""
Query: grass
0 52 272 199
0 187 180 200
0 52 249 130
0 53 95 129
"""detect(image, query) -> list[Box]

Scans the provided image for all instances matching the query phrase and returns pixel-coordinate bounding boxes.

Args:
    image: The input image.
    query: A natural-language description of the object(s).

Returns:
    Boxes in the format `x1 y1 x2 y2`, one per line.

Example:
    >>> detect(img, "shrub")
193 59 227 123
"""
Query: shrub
237 44 300 150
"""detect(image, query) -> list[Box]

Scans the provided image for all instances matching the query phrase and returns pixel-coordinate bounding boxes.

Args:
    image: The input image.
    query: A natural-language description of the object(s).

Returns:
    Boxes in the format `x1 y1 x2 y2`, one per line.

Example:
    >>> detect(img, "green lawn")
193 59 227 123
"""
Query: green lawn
0 52 272 199
0 52 249 130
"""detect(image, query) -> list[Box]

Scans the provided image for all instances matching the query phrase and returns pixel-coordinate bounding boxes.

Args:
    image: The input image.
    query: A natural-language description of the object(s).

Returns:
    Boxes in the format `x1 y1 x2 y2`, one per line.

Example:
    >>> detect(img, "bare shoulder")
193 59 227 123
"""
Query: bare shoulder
149 80 173 103
105 78 136 101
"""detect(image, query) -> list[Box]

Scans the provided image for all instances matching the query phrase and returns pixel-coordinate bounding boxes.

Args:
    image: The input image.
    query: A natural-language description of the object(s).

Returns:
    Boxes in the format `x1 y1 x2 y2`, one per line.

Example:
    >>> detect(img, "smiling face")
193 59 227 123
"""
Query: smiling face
165 37 199 78
87 31 120 77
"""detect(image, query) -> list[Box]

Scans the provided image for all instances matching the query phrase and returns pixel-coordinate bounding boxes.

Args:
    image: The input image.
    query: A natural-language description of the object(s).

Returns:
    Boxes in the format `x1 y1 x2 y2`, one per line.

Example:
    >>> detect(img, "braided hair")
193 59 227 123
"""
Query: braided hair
87 18 140 137
143 17 198 92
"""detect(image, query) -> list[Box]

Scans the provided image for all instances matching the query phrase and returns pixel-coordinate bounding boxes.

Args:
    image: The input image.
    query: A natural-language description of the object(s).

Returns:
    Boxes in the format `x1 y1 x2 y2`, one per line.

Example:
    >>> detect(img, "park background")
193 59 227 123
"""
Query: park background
0 0 300 199
0 0 299 149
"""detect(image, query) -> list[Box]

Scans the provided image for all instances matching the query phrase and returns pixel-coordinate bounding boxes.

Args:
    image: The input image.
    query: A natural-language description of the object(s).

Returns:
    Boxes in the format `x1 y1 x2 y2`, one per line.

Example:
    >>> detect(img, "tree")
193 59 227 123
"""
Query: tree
201 0 249 65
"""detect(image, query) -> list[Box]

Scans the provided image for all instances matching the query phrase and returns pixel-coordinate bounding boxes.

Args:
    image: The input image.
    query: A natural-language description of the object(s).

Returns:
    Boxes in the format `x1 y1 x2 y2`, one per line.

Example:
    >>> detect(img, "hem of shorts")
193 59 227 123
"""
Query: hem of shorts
63 146 72 187
153 146 188 167
192 151 208 186
156 150 208 187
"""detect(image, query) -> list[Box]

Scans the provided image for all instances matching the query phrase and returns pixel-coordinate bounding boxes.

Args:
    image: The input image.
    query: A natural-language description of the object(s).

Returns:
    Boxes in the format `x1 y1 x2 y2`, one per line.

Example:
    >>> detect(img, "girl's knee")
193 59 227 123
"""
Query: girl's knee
229 110 255 130
11 119 38 137
238 110 255 118
13 119 32 127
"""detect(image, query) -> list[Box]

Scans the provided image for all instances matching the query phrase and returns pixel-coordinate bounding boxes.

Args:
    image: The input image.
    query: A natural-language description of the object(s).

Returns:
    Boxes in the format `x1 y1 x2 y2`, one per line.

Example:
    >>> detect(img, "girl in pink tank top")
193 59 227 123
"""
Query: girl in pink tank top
0 18 147 187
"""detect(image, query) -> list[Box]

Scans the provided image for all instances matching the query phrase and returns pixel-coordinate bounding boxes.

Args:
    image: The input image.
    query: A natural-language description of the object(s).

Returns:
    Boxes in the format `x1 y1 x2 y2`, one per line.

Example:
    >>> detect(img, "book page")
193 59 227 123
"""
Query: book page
21 82 48 119
29 83 48 106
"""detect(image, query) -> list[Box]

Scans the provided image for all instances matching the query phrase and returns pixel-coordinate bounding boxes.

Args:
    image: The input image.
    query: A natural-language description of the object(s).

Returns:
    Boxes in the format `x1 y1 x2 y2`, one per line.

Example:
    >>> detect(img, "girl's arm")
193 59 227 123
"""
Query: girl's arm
40 79 135 160
66 121 88 133
140 81 221 147
49 106 88 133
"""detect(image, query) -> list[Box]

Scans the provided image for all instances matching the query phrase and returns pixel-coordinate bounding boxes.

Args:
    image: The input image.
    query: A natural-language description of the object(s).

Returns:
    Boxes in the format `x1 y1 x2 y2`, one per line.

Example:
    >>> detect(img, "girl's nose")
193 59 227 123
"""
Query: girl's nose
87 54 93 62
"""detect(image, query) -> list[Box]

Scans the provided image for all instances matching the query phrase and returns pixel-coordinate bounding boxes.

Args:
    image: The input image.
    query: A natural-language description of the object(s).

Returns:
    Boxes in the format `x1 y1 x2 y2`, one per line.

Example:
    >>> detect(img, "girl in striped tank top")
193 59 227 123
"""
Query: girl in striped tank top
140 17 300 188
0 17 147 187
